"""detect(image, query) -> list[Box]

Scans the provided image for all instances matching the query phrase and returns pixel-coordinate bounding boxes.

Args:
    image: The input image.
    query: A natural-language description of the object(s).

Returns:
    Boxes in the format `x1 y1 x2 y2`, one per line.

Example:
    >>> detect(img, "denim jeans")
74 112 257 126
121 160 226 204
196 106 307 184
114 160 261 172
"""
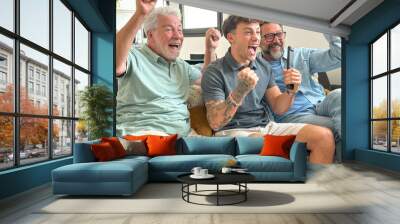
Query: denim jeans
280 89 341 139
279 89 342 161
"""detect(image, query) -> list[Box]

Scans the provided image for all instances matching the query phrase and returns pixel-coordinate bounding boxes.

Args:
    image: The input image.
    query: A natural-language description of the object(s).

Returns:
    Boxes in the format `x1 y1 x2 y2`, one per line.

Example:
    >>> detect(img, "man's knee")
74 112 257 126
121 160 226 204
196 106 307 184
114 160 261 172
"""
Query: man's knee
318 126 335 144
327 88 341 103
296 124 334 144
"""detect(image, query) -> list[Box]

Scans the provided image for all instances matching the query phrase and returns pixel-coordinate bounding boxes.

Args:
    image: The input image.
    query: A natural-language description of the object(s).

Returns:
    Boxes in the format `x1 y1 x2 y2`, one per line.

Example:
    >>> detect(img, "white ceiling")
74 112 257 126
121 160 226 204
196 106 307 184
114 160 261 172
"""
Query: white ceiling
171 0 384 38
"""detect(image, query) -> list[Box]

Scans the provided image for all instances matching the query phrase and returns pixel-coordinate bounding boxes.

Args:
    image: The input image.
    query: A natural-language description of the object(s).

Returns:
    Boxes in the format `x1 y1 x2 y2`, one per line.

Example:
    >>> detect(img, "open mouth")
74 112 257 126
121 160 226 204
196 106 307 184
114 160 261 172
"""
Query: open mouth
269 43 282 51
248 46 257 55
168 43 181 49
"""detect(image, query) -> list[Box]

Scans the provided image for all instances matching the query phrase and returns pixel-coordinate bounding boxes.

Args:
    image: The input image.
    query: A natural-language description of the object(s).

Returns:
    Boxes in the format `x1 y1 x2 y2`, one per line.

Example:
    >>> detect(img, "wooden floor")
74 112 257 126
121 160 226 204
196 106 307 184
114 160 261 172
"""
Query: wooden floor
1 162 400 224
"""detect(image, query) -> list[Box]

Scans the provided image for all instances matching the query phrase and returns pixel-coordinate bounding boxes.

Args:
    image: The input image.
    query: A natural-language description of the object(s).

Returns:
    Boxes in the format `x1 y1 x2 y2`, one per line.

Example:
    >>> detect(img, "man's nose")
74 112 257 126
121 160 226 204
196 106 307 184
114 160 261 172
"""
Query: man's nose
172 30 183 39
252 33 260 41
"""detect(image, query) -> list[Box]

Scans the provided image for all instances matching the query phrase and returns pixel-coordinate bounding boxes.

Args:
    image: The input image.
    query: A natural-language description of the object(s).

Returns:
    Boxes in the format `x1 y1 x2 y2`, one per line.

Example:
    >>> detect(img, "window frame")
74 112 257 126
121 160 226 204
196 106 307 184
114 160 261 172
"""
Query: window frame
178 4 222 37
0 0 92 171
370 19 400 154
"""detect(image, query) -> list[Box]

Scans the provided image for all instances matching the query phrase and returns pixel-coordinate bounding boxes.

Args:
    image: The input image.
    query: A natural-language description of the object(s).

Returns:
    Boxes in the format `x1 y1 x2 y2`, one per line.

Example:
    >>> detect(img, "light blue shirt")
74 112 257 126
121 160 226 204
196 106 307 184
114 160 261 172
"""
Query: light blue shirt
269 60 315 120
259 35 341 121
116 45 201 136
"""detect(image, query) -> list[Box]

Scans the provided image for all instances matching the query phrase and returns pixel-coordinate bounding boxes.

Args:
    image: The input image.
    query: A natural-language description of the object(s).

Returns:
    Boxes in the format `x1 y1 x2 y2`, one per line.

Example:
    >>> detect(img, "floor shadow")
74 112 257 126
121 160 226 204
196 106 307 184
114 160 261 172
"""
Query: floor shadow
203 190 295 207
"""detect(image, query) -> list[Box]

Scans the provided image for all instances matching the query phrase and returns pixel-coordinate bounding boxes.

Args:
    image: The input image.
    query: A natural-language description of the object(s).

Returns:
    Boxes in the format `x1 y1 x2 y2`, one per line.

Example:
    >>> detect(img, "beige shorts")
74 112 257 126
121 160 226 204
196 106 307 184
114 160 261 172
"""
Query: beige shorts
215 121 307 137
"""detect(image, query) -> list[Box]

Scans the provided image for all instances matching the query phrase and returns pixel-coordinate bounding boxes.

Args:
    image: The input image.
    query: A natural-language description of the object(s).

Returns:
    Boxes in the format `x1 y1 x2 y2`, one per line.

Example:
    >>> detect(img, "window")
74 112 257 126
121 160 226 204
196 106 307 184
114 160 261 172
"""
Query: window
53 59 71 117
28 67 34 80
28 81 34 94
42 85 46 97
35 70 41 81
0 71 7 85
0 54 7 67
371 23 400 154
36 83 40 95
0 54 8 87
20 0 49 49
0 0 14 32
53 0 72 60
0 0 91 170
0 35 14 113
180 5 222 37
75 18 89 70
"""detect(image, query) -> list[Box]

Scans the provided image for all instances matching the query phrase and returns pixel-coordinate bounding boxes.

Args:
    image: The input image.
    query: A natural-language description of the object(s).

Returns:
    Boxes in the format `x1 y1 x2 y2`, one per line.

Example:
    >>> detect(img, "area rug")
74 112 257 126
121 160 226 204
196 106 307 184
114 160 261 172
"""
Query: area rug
38 183 362 214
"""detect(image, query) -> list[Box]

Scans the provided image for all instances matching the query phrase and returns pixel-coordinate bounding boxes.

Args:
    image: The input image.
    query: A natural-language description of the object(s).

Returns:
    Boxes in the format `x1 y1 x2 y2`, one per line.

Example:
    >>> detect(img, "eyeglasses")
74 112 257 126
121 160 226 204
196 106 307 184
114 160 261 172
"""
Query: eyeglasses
262 32 286 41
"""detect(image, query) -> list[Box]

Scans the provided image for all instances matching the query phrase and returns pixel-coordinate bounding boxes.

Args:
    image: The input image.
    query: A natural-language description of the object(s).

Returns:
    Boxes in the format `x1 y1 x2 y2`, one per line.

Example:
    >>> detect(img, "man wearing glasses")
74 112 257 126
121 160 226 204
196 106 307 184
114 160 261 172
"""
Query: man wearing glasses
258 22 342 159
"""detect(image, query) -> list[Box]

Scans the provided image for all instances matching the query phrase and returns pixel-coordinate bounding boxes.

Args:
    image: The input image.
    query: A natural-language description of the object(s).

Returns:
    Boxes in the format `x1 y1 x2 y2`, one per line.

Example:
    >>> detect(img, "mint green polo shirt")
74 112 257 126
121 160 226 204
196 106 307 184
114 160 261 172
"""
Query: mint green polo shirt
116 45 201 136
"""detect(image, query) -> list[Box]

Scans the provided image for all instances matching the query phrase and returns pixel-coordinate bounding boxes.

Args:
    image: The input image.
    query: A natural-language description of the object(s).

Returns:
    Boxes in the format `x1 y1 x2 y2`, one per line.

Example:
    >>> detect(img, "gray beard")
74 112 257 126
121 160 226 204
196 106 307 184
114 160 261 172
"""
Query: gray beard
269 49 283 60
263 46 284 60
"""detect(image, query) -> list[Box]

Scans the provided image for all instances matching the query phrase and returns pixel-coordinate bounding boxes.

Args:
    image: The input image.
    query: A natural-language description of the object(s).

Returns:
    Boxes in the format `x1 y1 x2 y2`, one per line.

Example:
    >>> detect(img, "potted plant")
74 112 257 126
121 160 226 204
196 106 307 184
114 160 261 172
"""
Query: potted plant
79 84 113 140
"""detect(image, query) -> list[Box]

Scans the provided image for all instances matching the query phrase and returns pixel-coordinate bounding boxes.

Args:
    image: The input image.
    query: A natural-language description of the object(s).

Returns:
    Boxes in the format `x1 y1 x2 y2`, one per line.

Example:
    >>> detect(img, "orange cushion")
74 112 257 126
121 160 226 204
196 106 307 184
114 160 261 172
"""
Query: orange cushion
146 134 178 157
123 135 150 141
91 142 117 161
260 135 297 159
101 137 126 158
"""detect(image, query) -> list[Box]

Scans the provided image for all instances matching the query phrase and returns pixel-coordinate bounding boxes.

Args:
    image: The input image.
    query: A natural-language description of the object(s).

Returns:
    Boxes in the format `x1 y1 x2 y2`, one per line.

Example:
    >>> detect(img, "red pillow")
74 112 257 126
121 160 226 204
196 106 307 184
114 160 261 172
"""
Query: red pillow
146 134 178 157
101 137 126 158
260 135 297 159
91 142 117 161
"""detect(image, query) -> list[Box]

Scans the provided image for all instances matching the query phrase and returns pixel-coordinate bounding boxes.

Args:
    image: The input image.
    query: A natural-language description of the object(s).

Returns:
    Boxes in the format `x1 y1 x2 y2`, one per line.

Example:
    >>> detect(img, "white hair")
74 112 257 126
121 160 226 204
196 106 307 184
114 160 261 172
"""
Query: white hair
143 7 182 34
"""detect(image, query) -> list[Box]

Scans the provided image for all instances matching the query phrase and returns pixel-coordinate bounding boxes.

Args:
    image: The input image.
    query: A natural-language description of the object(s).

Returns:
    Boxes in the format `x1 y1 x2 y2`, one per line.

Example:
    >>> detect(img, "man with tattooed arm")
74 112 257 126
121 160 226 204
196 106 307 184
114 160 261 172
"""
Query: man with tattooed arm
201 16 335 164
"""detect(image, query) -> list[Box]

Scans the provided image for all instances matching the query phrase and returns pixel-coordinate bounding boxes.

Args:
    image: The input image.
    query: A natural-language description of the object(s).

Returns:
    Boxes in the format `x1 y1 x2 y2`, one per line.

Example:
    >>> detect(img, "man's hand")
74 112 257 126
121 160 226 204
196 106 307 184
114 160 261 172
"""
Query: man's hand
283 68 301 93
232 67 259 103
136 0 157 17
205 28 221 51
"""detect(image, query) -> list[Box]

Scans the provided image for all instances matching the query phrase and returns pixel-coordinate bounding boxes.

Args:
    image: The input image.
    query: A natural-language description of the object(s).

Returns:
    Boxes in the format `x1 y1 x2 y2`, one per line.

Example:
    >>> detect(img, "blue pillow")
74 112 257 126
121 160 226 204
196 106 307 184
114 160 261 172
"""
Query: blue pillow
177 137 235 155
235 137 263 155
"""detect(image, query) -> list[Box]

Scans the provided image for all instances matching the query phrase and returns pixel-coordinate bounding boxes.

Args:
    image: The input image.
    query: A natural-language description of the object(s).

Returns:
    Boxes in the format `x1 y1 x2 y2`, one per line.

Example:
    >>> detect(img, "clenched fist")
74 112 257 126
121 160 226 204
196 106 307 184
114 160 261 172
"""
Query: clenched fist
136 0 157 17
205 28 221 51
283 68 301 93
235 67 259 97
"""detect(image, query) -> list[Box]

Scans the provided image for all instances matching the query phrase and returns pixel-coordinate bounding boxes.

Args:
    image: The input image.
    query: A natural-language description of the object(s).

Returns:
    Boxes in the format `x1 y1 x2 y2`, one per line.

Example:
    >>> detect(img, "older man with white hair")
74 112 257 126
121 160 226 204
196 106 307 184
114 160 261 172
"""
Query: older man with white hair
116 0 221 136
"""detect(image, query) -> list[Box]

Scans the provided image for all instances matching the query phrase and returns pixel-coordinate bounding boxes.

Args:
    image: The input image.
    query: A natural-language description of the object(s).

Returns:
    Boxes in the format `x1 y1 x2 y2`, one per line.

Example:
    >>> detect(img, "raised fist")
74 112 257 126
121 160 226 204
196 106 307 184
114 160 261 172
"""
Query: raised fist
236 67 259 95
205 28 221 51
136 0 157 17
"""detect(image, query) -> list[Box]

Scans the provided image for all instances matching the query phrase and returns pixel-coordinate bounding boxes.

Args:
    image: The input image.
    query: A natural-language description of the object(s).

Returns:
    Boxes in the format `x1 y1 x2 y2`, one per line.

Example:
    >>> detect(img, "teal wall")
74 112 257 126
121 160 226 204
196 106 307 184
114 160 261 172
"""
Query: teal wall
345 0 400 171
0 0 115 200
0 158 72 199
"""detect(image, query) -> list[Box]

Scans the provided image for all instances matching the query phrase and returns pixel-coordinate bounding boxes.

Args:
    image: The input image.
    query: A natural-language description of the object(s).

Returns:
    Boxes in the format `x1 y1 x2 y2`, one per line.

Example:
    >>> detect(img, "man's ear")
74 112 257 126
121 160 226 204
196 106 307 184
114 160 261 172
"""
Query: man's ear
147 30 153 39
226 32 234 44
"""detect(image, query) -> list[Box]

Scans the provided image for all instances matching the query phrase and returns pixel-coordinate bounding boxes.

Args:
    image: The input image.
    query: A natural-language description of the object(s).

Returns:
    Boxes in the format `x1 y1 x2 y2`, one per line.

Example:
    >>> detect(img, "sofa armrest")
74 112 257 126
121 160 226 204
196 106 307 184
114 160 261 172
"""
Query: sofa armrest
289 142 307 181
73 140 100 163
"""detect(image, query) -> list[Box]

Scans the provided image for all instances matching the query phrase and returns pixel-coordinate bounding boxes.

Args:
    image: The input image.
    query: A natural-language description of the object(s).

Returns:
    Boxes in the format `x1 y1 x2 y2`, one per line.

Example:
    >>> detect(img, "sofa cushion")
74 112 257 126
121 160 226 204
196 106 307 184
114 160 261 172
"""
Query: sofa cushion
177 137 235 155
119 138 147 156
236 155 293 172
101 137 127 158
74 140 100 163
52 158 147 183
148 154 235 172
123 135 149 141
260 135 296 159
146 134 178 157
91 142 118 162
235 137 263 155
52 157 149 195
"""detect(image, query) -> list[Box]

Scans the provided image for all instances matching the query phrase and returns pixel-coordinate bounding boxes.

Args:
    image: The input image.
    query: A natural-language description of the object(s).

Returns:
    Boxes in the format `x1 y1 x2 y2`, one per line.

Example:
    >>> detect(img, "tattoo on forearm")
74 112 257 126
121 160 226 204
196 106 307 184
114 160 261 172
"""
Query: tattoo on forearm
205 99 238 130
232 83 250 103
